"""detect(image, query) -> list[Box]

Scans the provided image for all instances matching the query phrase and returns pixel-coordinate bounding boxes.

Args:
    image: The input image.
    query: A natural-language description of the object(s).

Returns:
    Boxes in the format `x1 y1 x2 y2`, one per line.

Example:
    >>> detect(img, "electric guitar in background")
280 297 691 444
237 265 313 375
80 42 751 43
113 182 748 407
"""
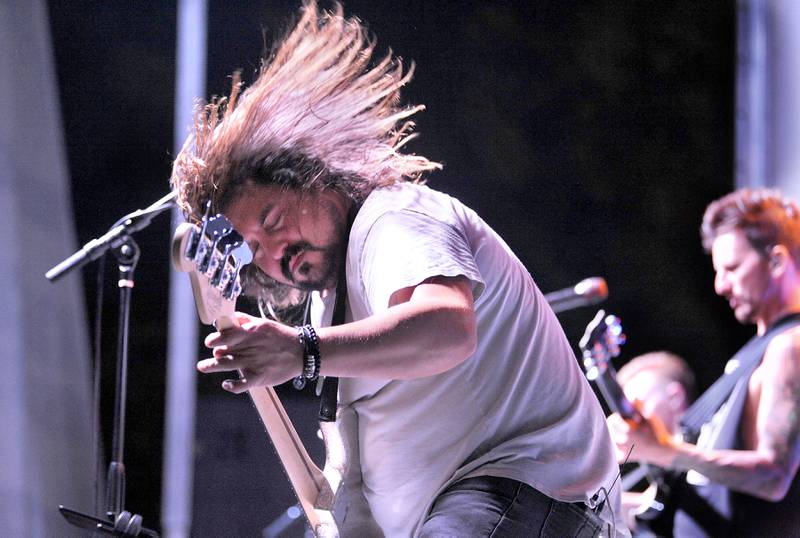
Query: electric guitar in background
171 207 341 537
579 310 676 535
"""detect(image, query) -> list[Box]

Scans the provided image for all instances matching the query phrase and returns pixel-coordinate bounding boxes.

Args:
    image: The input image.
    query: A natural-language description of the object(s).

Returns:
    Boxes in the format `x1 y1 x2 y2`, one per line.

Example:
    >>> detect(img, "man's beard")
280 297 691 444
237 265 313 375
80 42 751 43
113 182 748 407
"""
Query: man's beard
281 195 349 292
240 196 350 306
280 240 343 292
238 238 345 308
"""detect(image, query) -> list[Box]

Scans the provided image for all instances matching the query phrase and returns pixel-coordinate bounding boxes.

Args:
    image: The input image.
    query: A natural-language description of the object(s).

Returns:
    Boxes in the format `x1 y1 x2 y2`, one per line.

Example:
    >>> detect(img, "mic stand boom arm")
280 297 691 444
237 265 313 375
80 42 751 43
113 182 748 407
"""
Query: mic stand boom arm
45 192 176 282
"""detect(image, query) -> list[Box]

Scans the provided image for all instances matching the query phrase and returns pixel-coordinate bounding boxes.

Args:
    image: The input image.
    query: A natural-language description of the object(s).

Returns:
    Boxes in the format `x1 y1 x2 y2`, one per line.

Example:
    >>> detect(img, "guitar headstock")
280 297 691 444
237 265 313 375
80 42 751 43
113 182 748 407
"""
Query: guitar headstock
579 309 626 381
171 205 253 326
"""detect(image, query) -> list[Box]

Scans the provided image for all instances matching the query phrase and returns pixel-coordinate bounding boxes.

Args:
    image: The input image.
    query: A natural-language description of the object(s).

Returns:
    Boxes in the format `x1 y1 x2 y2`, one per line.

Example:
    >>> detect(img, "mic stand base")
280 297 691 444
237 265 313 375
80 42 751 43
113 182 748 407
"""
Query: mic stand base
59 505 159 537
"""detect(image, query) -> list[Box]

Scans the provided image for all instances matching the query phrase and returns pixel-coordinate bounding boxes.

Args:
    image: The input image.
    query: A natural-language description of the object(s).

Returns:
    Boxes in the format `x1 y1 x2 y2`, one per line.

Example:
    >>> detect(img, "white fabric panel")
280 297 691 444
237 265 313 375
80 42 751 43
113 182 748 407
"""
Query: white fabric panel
737 0 800 201
0 0 93 536
766 0 800 200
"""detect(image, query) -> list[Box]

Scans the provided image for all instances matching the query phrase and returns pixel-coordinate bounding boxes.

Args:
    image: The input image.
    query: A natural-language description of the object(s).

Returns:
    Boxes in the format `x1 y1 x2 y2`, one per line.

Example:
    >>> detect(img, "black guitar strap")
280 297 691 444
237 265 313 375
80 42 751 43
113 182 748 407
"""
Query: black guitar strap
317 279 345 422
680 312 800 440
317 202 360 423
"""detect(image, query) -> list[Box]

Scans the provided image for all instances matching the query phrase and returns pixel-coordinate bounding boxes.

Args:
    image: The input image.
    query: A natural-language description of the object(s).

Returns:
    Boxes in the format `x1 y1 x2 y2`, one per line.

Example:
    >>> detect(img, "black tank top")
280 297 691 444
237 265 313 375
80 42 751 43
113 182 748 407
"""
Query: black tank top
675 312 800 538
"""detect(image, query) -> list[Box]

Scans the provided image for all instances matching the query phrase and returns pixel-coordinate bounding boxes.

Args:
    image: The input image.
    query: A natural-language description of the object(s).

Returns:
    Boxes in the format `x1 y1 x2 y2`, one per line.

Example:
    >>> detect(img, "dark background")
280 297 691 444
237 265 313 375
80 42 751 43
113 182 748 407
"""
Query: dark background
47 1 745 535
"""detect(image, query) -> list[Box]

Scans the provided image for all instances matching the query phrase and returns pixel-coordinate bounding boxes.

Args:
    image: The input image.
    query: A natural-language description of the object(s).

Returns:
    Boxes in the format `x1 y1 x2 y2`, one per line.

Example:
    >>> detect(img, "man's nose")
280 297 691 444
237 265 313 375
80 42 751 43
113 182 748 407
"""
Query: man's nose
261 235 288 261
714 272 730 295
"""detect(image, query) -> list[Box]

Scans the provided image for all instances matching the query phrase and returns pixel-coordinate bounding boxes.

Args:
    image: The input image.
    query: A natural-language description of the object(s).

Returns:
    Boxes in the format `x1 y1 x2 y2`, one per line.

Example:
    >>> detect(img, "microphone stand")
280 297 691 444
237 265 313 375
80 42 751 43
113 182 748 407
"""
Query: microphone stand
48 194 175 537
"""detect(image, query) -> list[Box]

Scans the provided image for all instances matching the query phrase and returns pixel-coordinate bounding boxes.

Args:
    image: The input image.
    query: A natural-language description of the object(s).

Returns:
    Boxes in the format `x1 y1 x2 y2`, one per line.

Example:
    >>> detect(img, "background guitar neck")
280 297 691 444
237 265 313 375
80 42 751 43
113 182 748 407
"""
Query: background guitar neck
595 366 637 420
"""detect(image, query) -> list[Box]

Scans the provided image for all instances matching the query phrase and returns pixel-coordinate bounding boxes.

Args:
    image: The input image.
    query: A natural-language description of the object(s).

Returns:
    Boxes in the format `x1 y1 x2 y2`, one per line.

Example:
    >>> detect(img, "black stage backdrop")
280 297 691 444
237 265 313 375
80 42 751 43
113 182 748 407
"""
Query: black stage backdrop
48 1 742 535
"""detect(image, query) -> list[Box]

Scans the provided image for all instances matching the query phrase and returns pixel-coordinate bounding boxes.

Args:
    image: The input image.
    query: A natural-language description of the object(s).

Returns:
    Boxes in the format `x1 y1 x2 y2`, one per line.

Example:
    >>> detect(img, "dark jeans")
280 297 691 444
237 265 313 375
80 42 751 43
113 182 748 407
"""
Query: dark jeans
419 476 604 537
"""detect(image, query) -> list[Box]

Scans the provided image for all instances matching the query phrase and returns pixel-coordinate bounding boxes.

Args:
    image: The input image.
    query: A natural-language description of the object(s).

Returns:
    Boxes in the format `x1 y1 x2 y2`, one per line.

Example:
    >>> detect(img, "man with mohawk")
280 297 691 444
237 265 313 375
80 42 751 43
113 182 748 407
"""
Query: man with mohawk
171 2 626 536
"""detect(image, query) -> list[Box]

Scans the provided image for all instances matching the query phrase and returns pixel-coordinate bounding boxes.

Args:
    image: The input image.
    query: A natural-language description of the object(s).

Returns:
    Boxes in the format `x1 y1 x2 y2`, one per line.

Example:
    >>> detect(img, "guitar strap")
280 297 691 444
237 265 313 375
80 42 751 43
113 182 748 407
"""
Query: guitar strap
317 202 360 422
680 312 800 440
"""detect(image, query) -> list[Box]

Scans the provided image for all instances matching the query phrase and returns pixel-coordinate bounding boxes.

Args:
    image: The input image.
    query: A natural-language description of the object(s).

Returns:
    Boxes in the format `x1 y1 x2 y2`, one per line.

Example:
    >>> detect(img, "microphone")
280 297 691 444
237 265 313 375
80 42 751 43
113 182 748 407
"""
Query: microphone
544 277 608 313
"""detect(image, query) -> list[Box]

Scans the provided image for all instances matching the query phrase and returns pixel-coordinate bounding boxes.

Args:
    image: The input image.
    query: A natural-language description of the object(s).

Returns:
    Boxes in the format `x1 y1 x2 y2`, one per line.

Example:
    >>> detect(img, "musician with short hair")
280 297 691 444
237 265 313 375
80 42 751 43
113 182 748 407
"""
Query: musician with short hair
613 351 695 535
617 351 696 437
170 2 626 536
608 188 800 536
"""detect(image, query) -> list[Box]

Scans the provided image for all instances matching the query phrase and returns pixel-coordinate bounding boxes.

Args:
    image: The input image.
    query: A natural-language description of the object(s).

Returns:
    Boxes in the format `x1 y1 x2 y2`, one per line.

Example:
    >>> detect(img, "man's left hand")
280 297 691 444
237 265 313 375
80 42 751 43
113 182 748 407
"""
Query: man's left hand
197 312 302 393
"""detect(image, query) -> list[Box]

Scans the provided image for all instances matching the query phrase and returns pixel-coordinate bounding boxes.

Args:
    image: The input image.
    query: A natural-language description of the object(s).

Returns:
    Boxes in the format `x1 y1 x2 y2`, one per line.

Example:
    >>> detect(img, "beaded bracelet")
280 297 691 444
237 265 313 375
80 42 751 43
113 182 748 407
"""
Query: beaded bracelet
292 324 321 389
302 325 321 379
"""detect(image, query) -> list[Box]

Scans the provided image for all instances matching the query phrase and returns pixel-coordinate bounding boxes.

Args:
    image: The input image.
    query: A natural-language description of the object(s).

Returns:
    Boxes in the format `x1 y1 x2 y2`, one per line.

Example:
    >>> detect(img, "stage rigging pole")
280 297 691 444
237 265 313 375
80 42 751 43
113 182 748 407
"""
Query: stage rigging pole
736 0 800 201
162 1 207 536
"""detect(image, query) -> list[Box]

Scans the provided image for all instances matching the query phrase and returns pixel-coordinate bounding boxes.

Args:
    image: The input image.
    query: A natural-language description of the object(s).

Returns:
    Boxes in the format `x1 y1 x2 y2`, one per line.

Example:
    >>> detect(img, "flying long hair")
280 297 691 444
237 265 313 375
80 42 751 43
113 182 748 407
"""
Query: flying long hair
170 0 440 308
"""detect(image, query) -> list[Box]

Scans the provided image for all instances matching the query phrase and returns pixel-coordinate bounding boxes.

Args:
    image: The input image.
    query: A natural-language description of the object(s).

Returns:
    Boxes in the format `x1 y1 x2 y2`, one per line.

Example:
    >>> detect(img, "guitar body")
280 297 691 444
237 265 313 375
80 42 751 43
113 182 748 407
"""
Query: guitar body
171 217 341 537
622 464 681 536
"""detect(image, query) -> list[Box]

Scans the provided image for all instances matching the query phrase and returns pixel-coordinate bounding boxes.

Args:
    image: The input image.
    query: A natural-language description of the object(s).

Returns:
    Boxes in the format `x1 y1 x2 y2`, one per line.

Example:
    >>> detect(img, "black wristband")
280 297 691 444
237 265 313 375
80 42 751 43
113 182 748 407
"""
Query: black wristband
292 324 320 390
302 325 321 379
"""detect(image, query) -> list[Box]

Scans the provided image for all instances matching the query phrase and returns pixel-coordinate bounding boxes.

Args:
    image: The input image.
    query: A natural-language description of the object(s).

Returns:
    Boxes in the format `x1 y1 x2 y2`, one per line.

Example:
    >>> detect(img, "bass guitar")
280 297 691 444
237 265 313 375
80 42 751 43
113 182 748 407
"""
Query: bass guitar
579 310 676 534
171 207 341 537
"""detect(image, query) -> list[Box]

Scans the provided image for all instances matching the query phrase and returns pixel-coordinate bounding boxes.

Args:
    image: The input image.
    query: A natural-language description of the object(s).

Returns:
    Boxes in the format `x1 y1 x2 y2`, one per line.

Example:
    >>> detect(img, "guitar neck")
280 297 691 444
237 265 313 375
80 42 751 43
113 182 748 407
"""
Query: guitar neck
594 366 637 420
246 386 337 534
595 365 674 447
171 216 339 536
216 316 337 536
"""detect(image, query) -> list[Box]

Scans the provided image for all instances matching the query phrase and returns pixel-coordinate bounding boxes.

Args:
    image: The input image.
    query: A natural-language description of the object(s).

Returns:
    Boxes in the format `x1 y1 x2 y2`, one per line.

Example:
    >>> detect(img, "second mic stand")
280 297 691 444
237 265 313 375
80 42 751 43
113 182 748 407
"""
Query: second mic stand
58 237 158 537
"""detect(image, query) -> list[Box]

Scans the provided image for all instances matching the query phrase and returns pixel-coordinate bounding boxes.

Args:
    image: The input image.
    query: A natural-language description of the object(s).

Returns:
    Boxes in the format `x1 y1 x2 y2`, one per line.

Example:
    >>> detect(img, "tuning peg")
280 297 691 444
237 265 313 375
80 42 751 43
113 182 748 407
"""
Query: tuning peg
209 243 231 287
222 255 246 300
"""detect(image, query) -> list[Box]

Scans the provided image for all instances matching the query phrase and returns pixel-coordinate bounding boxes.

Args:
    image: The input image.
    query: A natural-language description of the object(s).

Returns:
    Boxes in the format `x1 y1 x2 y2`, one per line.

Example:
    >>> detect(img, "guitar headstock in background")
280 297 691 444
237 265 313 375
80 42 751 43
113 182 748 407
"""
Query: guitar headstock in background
579 309 626 382
579 309 638 420
580 309 674 448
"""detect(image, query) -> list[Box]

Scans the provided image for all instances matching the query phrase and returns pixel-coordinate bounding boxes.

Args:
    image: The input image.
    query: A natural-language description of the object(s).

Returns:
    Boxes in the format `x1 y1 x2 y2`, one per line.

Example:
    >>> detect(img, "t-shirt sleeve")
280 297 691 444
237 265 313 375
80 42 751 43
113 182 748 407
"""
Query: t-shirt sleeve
359 209 485 312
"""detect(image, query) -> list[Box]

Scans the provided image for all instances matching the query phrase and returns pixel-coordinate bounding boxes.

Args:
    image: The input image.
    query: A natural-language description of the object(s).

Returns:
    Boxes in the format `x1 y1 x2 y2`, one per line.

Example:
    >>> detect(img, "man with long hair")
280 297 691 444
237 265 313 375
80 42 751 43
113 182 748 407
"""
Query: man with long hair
609 188 800 536
171 2 625 536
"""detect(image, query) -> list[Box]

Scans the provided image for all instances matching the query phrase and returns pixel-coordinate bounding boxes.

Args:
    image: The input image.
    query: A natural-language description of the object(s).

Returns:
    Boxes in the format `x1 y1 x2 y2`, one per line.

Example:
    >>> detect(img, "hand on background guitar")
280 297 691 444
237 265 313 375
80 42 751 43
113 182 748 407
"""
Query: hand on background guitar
198 312 303 392
607 408 677 469
619 483 663 532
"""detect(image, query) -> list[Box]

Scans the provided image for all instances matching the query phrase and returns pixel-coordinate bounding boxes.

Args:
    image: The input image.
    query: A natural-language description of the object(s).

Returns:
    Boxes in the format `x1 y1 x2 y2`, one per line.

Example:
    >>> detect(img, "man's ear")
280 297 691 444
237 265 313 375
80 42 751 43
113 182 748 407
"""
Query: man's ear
665 380 688 412
768 244 790 276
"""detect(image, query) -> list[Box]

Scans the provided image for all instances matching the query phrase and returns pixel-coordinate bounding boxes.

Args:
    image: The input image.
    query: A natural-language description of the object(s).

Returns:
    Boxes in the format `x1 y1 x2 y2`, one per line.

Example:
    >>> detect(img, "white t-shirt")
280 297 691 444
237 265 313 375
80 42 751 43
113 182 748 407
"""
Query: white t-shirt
311 183 626 537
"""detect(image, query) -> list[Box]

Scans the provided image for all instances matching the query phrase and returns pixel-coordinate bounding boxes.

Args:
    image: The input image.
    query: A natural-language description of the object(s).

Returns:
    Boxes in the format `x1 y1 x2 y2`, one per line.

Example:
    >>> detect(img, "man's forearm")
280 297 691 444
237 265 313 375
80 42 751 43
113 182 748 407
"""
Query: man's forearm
317 299 477 379
670 441 789 501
